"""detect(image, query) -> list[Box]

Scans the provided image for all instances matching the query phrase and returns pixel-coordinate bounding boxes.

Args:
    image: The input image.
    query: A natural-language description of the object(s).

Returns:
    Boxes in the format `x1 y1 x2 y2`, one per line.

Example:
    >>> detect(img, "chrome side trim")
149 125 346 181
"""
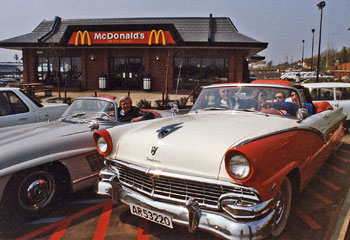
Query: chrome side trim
72 173 98 184
235 125 333 148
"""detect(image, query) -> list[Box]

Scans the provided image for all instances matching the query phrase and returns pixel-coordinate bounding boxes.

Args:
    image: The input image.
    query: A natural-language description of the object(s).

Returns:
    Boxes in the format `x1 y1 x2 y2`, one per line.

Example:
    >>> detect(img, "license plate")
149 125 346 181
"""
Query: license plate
129 203 173 229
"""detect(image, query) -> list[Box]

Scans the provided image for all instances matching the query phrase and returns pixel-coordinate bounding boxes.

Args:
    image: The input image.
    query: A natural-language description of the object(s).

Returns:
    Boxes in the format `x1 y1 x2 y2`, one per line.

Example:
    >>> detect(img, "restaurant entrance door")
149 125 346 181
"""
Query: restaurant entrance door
110 57 144 90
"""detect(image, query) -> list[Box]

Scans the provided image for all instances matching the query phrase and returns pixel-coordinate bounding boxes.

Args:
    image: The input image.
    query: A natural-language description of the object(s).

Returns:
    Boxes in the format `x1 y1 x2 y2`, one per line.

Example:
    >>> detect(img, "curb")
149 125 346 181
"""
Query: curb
331 188 350 240
331 136 350 240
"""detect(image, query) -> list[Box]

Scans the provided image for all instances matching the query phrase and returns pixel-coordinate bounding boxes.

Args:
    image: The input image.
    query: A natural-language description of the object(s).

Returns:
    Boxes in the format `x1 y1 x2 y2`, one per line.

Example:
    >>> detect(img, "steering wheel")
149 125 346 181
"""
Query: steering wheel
261 102 286 115
96 111 112 121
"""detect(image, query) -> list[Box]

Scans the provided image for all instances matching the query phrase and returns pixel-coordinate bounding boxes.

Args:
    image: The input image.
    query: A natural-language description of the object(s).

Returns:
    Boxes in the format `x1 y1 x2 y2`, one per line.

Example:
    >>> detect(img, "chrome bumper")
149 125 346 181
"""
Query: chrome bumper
96 172 277 240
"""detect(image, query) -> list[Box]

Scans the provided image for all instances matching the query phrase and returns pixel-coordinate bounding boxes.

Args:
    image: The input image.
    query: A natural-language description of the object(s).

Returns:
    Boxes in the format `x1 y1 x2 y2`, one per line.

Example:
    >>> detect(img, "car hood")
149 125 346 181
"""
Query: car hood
0 120 95 173
109 111 298 180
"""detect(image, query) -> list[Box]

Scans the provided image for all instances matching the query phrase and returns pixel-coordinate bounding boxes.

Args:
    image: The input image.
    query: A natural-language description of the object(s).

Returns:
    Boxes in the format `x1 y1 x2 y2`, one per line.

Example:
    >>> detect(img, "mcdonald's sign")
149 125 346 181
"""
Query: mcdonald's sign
74 31 91 46
68 30 175 45
148 30 166 45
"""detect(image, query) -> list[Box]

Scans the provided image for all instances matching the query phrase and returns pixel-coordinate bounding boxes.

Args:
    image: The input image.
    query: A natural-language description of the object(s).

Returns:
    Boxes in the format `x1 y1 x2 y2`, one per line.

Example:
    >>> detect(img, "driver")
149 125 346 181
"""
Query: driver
215 88 236 109
117 95 154 122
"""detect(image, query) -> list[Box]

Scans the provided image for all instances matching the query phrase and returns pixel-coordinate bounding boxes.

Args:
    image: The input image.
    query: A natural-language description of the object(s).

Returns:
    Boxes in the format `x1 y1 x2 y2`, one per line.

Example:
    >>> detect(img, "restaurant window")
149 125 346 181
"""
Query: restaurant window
37 56 81 88
173 57 228 91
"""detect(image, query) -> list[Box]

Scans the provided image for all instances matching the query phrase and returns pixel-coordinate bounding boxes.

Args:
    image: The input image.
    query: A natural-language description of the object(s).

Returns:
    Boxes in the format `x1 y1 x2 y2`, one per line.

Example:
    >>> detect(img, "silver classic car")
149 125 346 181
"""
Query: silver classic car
0 96 158 222
94 83 345 239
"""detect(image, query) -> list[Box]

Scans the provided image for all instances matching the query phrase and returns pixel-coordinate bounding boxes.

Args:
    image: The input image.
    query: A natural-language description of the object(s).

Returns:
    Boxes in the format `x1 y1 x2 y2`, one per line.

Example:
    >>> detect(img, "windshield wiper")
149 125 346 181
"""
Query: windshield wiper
70 112 86 118
203 107 226 111
235 109 257 112
62 112 86 120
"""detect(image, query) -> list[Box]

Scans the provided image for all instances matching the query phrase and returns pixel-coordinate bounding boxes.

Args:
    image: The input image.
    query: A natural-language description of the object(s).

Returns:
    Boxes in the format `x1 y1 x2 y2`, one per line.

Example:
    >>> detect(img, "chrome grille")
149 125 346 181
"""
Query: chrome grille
110 160 259 209
86 152 105 172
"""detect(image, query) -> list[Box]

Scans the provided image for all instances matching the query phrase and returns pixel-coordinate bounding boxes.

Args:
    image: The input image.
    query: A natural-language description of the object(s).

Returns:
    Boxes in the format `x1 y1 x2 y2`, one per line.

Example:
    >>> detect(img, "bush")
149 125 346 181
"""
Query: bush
137 99 152 109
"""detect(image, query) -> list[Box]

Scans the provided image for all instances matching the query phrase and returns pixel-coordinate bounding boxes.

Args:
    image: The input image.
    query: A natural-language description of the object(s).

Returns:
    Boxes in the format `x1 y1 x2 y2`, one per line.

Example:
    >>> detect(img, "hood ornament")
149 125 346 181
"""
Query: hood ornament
156 122 183 139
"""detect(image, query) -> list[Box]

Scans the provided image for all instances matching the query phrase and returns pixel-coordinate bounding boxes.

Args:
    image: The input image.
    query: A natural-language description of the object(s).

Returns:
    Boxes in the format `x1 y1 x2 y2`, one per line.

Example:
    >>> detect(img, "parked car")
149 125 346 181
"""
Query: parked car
0 96 162 222
280 71 298 80
0 78 18 87
0 88 68 127
303 82 350 120
94 83 345 239
248 73 257 81
300 72 334 82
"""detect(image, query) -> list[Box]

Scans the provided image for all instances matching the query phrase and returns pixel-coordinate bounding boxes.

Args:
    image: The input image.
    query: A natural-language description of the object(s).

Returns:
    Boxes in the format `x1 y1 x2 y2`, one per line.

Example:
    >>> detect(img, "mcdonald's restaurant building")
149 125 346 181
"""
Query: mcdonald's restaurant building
0 16 267 93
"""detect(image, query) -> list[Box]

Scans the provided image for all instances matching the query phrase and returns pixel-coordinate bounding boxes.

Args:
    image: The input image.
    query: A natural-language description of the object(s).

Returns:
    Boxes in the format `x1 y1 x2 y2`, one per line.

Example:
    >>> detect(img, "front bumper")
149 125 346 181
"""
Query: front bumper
96 170 277 240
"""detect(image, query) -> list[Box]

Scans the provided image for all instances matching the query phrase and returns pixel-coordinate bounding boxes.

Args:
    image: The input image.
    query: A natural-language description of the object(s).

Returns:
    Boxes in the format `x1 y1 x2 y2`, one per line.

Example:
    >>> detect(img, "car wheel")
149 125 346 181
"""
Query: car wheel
2 168 56 222
270 177 292 237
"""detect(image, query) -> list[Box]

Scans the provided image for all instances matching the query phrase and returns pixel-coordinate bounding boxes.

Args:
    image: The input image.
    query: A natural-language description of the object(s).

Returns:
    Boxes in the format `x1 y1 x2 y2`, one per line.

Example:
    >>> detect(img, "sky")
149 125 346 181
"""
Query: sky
0 0 349 65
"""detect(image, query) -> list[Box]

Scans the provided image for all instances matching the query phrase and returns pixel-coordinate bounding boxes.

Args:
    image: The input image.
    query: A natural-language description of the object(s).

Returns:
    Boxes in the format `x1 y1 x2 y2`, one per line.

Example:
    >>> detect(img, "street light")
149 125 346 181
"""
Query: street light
316 1 326 82
301 40 305 70
311 29 315 71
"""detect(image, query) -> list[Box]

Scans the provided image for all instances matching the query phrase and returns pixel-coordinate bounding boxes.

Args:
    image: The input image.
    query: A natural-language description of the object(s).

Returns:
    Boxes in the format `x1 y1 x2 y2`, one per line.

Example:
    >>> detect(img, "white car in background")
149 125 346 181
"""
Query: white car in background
280 72 308 82
280 72 298 80
0 88 69 127
303 82 350 120
301 72 334 82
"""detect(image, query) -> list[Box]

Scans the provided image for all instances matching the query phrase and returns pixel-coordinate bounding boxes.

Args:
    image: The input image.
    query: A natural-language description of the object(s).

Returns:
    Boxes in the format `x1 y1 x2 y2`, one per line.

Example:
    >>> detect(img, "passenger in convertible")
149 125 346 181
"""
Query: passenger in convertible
118 96 154 122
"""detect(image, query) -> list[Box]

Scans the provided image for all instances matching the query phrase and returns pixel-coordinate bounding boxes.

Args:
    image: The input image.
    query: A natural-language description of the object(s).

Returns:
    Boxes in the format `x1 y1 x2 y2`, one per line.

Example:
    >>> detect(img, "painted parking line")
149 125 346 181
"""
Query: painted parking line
137 219 149 240
338 148 350 154
335 155 350 163
326 164 347 174
315 176 341 191
49 221 71 240
306 189 333 205
293 207 322 230
17 199 113 240
94 200 114 240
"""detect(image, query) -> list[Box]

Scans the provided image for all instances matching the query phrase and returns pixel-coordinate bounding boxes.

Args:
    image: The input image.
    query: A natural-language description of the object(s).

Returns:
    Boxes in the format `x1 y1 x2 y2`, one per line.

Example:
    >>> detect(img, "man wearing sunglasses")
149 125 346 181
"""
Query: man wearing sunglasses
274 91 286 102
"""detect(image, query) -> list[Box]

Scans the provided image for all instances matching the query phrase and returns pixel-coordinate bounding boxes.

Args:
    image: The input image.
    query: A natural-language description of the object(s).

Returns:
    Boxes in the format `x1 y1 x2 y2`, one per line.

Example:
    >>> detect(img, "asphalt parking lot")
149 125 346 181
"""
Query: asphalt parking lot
1 135 350 240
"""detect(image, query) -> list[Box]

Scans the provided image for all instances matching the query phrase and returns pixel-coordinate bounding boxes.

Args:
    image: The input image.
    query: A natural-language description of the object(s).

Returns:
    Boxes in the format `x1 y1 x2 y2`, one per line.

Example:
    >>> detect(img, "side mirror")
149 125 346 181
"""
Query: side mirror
296 108 309 122
89 121 100 131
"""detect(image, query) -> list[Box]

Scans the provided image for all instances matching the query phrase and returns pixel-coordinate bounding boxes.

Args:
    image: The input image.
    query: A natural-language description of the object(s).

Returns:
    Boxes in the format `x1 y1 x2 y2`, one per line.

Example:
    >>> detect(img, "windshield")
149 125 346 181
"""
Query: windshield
191 85 302 117
61 99 116 122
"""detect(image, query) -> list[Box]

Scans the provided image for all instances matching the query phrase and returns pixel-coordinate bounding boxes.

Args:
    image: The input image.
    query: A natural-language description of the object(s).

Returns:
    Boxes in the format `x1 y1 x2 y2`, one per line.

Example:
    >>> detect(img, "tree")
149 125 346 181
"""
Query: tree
267 61 273 69
338 47 348 64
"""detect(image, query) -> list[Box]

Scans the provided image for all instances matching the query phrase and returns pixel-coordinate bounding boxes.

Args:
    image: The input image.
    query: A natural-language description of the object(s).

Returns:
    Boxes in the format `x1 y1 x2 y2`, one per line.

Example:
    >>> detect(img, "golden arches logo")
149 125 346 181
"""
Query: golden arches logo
148 30 166 46
75 31 91 46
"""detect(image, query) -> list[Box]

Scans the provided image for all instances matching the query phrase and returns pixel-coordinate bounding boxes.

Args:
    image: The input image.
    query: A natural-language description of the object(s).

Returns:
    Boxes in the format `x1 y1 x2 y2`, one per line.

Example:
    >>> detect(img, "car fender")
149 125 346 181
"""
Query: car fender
0 147 96 180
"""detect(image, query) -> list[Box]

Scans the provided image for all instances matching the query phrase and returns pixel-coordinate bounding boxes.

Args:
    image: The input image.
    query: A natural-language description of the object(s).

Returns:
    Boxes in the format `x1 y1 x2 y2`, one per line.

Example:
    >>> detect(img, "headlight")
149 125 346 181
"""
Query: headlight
93 129 113 157
226 153 251 181
97 137 108 153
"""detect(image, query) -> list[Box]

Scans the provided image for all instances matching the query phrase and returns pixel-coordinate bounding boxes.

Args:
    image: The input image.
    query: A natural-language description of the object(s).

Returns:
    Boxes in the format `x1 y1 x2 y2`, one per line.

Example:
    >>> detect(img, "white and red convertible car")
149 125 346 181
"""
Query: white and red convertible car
94 82 345 239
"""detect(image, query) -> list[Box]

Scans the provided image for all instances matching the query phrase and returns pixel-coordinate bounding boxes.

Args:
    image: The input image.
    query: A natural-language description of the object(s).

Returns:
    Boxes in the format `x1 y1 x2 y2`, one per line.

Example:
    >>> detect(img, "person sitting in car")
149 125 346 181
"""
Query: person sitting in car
118 95 154 122
274 91 286 102
214 88 237 109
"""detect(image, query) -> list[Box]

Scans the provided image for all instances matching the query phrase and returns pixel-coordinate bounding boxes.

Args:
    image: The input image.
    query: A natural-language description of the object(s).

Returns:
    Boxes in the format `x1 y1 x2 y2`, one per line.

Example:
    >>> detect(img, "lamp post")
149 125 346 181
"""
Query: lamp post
311 29 315 71
302 40 305 71
316 1 326 82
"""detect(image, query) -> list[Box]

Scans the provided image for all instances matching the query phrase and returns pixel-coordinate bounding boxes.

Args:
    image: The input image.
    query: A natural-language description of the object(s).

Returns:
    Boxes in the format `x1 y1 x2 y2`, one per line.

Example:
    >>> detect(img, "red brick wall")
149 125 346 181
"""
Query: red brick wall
22 49 37 83
22 47 248 90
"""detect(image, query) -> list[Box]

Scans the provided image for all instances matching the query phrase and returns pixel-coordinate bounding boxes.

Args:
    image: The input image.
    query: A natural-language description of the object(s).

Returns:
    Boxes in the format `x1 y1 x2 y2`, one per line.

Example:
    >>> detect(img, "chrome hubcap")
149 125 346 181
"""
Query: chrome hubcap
18 171 55 211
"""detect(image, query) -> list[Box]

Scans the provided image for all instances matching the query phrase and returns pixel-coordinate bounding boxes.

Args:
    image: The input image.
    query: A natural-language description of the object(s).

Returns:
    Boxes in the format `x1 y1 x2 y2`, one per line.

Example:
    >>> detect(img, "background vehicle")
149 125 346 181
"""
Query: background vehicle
280 71 298 80
0 88 68 127
0 96 161 222
301 72 334 82
303 82 350 120
94 83 345 239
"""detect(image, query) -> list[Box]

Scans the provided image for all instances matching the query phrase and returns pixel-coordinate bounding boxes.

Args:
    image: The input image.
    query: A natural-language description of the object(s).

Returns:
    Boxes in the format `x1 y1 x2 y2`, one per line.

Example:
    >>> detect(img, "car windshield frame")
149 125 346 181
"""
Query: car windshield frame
61 98 117 122
191 84 304 118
